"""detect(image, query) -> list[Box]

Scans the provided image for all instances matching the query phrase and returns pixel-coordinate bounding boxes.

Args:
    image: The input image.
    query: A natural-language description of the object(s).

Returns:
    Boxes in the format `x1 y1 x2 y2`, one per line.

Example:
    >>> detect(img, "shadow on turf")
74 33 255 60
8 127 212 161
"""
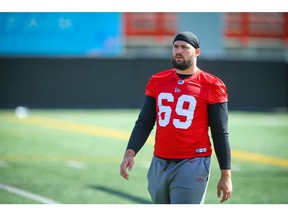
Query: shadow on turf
88 185 152 204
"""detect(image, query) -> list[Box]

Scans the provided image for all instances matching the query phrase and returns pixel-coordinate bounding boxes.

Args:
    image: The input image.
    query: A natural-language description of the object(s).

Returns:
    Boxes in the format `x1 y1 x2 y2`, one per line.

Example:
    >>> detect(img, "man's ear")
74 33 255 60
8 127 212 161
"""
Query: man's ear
196 48 201 58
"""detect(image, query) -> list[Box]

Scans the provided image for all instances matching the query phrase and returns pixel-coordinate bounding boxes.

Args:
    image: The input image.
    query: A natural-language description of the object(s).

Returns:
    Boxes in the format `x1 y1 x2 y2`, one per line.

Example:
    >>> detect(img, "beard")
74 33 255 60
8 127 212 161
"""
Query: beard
171 55 193 70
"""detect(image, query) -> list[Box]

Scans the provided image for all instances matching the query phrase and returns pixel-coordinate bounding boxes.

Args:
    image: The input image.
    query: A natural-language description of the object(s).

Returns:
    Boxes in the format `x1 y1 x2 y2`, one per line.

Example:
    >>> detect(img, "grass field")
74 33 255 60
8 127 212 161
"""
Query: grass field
0 109 288 204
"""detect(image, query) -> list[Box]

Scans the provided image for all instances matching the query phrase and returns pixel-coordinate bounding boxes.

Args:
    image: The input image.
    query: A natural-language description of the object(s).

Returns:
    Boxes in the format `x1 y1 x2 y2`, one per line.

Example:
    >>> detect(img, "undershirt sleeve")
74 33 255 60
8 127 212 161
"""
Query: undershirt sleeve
208 102 231 170
126 96 156 154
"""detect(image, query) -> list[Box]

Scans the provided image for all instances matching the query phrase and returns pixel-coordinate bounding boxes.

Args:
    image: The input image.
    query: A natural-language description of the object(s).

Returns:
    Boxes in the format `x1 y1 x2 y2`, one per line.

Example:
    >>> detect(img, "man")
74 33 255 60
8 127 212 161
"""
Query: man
120 31 232 204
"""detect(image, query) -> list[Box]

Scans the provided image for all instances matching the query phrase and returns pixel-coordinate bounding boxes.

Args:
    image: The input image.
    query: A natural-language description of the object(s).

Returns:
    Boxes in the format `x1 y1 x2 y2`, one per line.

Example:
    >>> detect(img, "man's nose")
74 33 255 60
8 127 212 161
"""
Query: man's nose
175 48 183 54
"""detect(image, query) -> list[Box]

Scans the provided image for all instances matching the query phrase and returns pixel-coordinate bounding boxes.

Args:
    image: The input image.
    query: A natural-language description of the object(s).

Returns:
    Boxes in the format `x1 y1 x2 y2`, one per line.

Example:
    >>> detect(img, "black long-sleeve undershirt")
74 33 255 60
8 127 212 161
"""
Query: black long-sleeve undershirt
126 95 231 170
208 102 231 169
126 96 156 154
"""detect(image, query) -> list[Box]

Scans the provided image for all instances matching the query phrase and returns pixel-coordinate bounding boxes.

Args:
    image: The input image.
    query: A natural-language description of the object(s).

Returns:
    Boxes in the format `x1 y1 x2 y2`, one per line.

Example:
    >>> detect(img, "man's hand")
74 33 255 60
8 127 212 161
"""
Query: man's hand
120 149 135 180
217 169 232 203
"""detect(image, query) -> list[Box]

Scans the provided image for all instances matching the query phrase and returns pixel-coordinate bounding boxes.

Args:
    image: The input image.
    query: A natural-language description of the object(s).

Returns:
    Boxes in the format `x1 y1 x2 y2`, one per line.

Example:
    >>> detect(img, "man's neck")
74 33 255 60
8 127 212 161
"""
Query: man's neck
176 66 199 75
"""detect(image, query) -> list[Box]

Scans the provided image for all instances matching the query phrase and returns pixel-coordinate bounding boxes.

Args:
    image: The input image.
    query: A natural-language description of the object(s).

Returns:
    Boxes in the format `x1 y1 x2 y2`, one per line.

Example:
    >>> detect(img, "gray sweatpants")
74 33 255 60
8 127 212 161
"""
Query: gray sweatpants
147 156 211 204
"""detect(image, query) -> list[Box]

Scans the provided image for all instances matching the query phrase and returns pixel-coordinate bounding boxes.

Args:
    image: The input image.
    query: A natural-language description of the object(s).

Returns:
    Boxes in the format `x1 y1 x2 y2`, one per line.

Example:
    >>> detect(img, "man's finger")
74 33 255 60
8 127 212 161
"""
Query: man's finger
120 162 130 180
217 187 221 198
121 171 129 180
220 190 232 203
120 155 134 180
221 193 228 203
128 160 134 171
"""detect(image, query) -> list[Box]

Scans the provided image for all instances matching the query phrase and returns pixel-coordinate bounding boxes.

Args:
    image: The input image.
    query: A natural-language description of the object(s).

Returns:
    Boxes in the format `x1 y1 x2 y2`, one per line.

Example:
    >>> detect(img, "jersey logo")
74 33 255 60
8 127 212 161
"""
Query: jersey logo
197 176 204 182
175 87 181 93
196 148 207 153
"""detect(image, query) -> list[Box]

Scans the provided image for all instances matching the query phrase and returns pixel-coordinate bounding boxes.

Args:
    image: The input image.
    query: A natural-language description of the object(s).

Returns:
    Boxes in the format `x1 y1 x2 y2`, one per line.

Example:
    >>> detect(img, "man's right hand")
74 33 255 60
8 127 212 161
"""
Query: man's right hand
120 149 135 180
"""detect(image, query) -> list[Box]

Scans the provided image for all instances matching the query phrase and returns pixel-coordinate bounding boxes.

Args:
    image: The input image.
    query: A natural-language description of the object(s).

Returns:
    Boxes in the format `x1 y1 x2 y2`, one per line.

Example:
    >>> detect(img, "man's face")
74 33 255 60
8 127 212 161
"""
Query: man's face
171 41 196 70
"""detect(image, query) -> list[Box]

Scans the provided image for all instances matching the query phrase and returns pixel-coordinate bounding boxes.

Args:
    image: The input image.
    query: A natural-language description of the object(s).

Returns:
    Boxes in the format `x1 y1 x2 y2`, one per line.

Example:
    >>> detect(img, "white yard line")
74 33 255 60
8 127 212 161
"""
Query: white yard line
0 182 60 204
0 161 8 168
67 160 86 169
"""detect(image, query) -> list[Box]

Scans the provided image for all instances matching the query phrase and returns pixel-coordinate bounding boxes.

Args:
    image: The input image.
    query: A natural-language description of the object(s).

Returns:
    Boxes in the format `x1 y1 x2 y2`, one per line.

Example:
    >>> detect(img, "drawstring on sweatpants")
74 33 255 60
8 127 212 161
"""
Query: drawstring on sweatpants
163 160 171 171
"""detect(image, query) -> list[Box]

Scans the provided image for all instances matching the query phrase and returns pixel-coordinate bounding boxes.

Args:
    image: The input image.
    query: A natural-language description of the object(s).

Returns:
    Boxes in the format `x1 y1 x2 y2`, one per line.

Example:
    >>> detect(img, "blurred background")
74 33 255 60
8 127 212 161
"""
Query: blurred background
0 12 288 205
0 12 287 111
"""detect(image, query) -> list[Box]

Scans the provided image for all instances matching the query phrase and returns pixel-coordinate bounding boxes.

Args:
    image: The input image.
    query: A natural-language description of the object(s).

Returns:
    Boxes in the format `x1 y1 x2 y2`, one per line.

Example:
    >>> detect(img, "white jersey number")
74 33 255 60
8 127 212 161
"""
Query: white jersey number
158 93 196 129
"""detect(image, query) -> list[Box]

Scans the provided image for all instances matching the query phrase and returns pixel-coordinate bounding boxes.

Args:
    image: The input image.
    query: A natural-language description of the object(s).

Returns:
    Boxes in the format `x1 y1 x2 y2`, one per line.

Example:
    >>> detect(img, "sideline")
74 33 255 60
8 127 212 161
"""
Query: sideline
0 182 60 204
3 115 288 168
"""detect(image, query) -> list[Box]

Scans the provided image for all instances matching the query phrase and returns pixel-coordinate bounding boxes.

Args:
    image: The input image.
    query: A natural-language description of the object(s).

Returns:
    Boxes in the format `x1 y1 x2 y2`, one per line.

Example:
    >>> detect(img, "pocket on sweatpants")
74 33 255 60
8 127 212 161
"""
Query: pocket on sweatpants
203 157 211 175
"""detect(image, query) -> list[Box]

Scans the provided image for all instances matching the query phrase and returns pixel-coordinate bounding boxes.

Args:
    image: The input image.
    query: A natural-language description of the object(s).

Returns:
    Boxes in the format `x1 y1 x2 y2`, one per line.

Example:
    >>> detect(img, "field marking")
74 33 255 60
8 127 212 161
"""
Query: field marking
0 160 8 167
66 160 87 169
232 150 288 168
3 115 154 143
0 155 121 164
0 182 60 204
2 115 288 168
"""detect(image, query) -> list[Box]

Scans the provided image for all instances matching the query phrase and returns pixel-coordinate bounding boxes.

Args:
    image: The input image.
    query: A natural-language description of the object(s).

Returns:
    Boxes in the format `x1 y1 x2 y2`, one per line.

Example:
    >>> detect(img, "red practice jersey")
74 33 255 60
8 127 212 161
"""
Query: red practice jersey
146 68 228 159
